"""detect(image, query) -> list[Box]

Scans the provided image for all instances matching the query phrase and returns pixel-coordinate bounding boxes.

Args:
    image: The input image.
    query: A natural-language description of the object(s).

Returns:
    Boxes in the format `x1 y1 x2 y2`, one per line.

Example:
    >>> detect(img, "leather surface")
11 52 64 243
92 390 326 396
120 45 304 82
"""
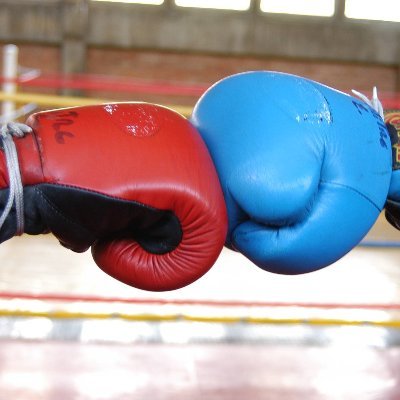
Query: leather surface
191 71 392 274
0 103 227 291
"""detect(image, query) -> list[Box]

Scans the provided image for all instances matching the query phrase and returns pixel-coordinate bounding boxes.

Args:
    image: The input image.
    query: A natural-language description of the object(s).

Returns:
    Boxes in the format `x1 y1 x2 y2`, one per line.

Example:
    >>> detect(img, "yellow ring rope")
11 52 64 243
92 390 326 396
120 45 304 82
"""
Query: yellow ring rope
0 91 193 117
1 308 400 328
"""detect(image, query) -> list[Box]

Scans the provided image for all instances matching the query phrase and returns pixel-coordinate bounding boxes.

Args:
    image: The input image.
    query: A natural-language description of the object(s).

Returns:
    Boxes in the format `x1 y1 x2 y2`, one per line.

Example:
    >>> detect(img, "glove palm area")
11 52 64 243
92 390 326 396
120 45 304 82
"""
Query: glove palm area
191 71 392 274
0 103 227 291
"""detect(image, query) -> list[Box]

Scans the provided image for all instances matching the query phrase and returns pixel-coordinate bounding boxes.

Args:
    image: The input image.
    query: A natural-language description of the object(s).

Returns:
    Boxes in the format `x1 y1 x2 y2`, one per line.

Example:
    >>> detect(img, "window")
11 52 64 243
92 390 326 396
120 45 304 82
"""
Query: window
175 0 251 11
345 0 400 22
91 0 164 4
260 0 335 17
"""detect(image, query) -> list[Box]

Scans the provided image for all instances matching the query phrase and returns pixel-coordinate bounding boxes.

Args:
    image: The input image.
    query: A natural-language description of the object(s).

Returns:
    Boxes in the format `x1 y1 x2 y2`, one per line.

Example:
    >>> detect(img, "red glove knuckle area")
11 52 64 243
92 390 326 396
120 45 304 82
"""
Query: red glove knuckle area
92 187 225 291
1 103 227 291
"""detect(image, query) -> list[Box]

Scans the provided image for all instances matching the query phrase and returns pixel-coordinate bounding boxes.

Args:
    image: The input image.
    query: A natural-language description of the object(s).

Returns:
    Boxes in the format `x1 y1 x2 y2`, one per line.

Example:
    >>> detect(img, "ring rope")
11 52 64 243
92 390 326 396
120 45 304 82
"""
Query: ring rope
1 290 400 310
0 73 208 97
0 308 399 328
0 91 192 117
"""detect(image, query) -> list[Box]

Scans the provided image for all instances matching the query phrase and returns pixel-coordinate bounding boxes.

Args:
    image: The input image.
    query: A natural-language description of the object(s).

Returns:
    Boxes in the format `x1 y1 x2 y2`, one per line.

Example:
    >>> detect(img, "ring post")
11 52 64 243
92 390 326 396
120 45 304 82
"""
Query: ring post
2 44 19 123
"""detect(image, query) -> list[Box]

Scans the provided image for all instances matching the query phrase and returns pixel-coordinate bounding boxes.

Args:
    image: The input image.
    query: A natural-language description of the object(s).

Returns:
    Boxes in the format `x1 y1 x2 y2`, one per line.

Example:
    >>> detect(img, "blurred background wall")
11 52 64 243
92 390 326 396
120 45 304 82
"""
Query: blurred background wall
1 0 399 106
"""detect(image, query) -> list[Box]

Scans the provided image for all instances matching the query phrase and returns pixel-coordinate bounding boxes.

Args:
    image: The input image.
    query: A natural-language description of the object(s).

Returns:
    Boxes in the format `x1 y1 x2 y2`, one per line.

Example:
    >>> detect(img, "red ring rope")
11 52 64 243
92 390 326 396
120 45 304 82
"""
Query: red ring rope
0 74 208 97
0 291 398 310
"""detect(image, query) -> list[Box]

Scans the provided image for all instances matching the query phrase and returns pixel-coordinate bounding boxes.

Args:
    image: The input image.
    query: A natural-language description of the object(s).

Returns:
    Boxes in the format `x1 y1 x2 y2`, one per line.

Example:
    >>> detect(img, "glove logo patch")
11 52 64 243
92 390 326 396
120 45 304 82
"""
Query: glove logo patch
352 99 389 149
103 104 162 138
384 110 400 170
43 110 78 144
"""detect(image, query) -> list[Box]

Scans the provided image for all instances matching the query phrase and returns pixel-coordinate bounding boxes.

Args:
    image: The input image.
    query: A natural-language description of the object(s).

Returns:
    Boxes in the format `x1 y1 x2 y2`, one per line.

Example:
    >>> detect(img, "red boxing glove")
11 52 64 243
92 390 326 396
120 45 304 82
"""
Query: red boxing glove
0 103 227 291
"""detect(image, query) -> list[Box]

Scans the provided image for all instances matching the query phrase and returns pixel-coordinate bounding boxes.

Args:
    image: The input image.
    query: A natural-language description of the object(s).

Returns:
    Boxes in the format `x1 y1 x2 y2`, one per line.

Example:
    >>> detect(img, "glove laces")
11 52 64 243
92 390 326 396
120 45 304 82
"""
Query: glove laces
352 86 384 119
0 122 32 235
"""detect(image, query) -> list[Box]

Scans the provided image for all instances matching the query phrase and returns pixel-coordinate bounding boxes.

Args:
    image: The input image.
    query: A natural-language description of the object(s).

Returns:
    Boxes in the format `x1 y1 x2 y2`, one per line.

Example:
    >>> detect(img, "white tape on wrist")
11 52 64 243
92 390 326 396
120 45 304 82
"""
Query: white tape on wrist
352 87 384 120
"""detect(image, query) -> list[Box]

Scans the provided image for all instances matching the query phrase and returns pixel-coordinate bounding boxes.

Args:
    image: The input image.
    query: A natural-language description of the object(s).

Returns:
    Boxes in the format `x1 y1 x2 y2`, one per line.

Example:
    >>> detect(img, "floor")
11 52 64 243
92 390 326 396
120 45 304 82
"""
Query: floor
0 213 400 399
2 341 400 400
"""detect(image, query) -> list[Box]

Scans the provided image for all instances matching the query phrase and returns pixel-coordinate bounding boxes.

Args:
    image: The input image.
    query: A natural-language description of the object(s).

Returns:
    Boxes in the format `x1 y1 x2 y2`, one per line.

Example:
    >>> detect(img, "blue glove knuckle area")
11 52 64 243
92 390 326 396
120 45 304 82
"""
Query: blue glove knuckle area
191 71 392 274
232 183 381 274
226 151 321 227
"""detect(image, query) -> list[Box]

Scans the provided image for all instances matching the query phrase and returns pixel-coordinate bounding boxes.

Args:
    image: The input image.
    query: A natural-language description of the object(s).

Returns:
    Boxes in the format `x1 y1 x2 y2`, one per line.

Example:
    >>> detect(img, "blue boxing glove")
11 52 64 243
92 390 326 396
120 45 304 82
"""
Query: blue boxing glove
191 71 392 274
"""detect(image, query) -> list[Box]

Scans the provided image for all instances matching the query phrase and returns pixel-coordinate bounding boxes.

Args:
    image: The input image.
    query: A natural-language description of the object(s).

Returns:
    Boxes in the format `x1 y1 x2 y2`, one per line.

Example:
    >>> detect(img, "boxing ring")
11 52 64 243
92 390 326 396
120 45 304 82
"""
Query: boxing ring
1 224 400 399
3 45 400 399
